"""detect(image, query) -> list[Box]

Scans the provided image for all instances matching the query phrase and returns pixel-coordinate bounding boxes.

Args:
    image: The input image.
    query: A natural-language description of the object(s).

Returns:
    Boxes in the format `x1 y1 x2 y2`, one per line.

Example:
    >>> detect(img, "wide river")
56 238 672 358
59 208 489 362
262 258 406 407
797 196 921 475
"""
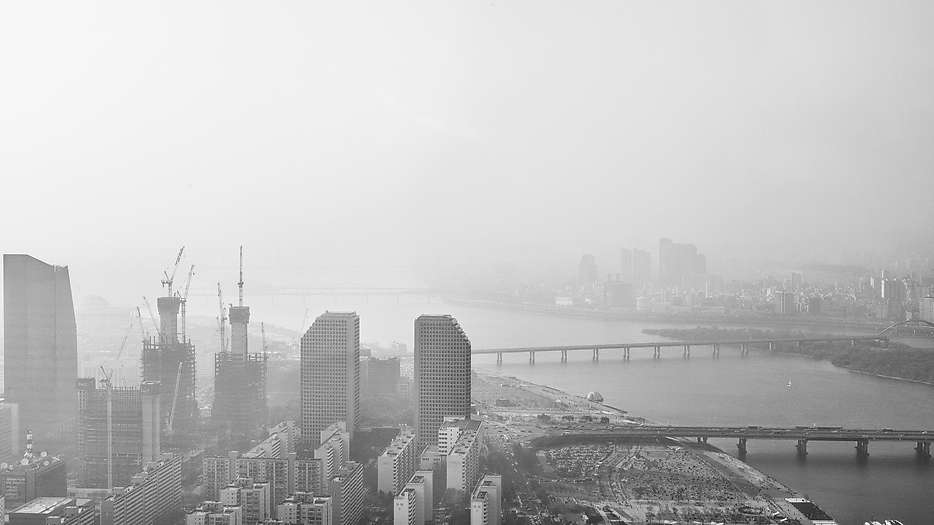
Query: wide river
248 296 934 525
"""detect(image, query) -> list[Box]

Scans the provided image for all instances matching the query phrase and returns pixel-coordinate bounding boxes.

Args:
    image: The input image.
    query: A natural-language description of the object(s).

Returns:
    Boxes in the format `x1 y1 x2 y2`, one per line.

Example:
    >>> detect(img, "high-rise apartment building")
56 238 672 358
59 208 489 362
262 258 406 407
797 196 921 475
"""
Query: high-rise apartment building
377 427 417 494
413 315 471 447
3 254 78 450
470 475 502 525
301 312 360 446
100 454 181 525
658 238 706 290
76 378 161 488
219 478 271 525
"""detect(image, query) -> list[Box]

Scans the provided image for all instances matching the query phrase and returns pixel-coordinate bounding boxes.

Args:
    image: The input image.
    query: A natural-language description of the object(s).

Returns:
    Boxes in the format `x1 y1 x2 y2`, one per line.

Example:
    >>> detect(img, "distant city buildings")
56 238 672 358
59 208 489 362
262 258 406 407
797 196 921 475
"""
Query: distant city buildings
578 254 598 290
659 238 706 291
0 401 18 464
363 357 401 397
301 312 360 446
3 254 79 450
414 315 472 447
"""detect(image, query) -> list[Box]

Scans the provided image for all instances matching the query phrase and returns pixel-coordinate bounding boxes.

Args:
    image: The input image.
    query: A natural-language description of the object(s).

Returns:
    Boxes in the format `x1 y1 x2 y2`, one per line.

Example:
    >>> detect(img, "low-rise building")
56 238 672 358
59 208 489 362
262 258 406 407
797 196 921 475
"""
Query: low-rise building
7 497 96 525
187 501 243 525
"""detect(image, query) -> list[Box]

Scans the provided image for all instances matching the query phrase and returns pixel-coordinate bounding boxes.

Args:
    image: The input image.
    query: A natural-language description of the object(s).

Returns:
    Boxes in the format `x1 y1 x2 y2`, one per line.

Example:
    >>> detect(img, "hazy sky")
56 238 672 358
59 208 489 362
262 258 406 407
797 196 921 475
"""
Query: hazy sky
2 2 932 295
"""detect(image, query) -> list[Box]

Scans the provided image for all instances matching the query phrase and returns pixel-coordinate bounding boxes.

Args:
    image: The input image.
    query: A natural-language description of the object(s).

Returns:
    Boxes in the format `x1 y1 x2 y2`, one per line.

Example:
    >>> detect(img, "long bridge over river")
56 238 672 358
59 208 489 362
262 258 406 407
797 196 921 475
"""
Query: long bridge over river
474 335 888 363
556 425 933 459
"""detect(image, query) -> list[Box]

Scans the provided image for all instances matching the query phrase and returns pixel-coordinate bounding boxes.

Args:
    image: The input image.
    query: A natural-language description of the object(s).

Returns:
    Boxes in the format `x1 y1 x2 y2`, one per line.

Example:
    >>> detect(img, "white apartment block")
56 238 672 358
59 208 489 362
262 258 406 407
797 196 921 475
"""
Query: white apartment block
377 427 418 494
404 471 434 525
187 502 243 525
328 462 364 525
277 493 332 525
414 314 471 447
393 488 417 525
301 312 360 446
220 478 271 525
470 475 502 525
447 421 483 493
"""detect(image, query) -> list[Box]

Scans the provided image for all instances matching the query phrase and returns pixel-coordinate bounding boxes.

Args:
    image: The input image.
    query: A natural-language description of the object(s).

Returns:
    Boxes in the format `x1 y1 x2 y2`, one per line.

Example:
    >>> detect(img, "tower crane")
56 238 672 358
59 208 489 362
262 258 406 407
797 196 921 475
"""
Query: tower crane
238 246 244 307
161 246 185 297
217 283 227 354
143 297 160 340
114 321 133 361
136 307 148 342
165 362 183 436
180 265 195 343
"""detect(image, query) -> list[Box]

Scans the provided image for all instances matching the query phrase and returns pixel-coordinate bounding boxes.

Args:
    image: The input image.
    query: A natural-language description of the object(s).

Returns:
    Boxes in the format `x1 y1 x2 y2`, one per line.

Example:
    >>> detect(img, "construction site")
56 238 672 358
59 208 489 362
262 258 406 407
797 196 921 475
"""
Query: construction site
76 378 161 488
140 248 200 449
211 247 268 448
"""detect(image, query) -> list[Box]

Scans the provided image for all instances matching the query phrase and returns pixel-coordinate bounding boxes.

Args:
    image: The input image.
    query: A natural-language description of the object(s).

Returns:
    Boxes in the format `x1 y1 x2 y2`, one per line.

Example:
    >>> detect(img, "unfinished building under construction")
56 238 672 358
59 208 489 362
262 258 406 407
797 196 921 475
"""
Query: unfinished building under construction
141 250 199 447
212 248 268 446
76 378 161 488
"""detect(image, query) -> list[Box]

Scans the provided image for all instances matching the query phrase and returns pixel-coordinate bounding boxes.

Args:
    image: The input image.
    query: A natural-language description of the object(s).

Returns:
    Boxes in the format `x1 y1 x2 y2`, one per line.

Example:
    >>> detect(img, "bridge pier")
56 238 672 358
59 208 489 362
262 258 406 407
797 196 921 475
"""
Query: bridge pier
592 348 599 361
529 351 535 364
696 436 707 444
654 346 660 359
916 441 931 458
497 353 503 364
796 439 808 456
741 343 748 356
683 345 691 357
768 342 774 352
856 439 869 458
713 344 720 357
623 347 630 360
560 350 567 363
737 438 747 455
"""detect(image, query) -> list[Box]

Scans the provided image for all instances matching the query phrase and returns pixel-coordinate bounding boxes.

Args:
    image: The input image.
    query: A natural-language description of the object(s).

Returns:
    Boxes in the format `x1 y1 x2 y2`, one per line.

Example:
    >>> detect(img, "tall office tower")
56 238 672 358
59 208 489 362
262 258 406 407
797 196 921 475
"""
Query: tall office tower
141 296 197 443
3 254 78 450
619 249 633 283
301 312 360 446
100 454 181 525
365 357 401 397
0 401 19 463
578 254 598 290
632 249 651 287
75 378 161 489
214 253 268 445
414 315 471 447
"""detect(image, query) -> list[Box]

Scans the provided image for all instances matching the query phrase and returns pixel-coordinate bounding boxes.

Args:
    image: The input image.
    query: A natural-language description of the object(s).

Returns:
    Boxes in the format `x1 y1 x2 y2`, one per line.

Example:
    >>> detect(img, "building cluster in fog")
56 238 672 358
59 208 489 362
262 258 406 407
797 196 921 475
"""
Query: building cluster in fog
1 252 497 525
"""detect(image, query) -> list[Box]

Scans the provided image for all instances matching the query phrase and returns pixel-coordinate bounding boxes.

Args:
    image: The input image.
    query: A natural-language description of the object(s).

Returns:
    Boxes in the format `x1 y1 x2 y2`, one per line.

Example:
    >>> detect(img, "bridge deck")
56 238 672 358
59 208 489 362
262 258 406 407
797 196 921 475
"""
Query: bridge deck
564 425 931 442
474 336 885 354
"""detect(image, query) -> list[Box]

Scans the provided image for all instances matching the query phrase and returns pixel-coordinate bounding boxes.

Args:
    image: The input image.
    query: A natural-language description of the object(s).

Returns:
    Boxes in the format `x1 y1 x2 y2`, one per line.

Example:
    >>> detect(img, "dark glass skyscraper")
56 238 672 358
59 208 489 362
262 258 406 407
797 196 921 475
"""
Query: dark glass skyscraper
3 254 78 451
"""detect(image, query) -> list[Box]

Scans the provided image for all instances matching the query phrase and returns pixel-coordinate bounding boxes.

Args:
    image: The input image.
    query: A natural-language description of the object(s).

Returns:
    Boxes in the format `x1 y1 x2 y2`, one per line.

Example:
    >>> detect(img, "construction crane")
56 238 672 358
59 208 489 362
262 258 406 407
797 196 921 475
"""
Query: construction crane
217 283 227 354
99 365 114 489
161 246 185 297
136 307 146 339
143 297 160 339
114 321 133 361
180 265 195 343
165 362 183 436
238 246 244 307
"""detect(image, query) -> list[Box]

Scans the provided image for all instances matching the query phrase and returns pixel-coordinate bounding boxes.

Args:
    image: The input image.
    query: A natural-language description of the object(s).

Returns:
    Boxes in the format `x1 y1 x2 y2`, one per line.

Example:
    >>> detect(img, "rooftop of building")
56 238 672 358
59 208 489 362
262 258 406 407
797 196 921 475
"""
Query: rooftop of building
9 497 73 515
441 418 481 431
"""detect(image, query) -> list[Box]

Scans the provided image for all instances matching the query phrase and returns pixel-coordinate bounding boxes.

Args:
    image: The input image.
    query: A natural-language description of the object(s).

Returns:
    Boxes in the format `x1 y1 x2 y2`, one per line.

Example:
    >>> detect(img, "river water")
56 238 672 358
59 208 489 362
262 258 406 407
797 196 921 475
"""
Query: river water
245 295 934 525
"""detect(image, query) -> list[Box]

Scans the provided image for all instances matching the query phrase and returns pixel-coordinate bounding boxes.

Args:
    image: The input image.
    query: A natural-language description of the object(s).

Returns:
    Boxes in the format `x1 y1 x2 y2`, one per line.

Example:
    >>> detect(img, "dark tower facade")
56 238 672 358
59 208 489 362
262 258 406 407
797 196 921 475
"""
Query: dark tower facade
3 254 78 451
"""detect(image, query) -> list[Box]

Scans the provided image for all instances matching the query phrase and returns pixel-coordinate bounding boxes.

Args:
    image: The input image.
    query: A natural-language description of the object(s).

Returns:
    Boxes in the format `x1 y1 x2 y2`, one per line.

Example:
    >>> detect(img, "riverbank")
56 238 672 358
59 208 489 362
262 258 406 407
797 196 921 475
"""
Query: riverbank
642 326 934 385
472 369 832 525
